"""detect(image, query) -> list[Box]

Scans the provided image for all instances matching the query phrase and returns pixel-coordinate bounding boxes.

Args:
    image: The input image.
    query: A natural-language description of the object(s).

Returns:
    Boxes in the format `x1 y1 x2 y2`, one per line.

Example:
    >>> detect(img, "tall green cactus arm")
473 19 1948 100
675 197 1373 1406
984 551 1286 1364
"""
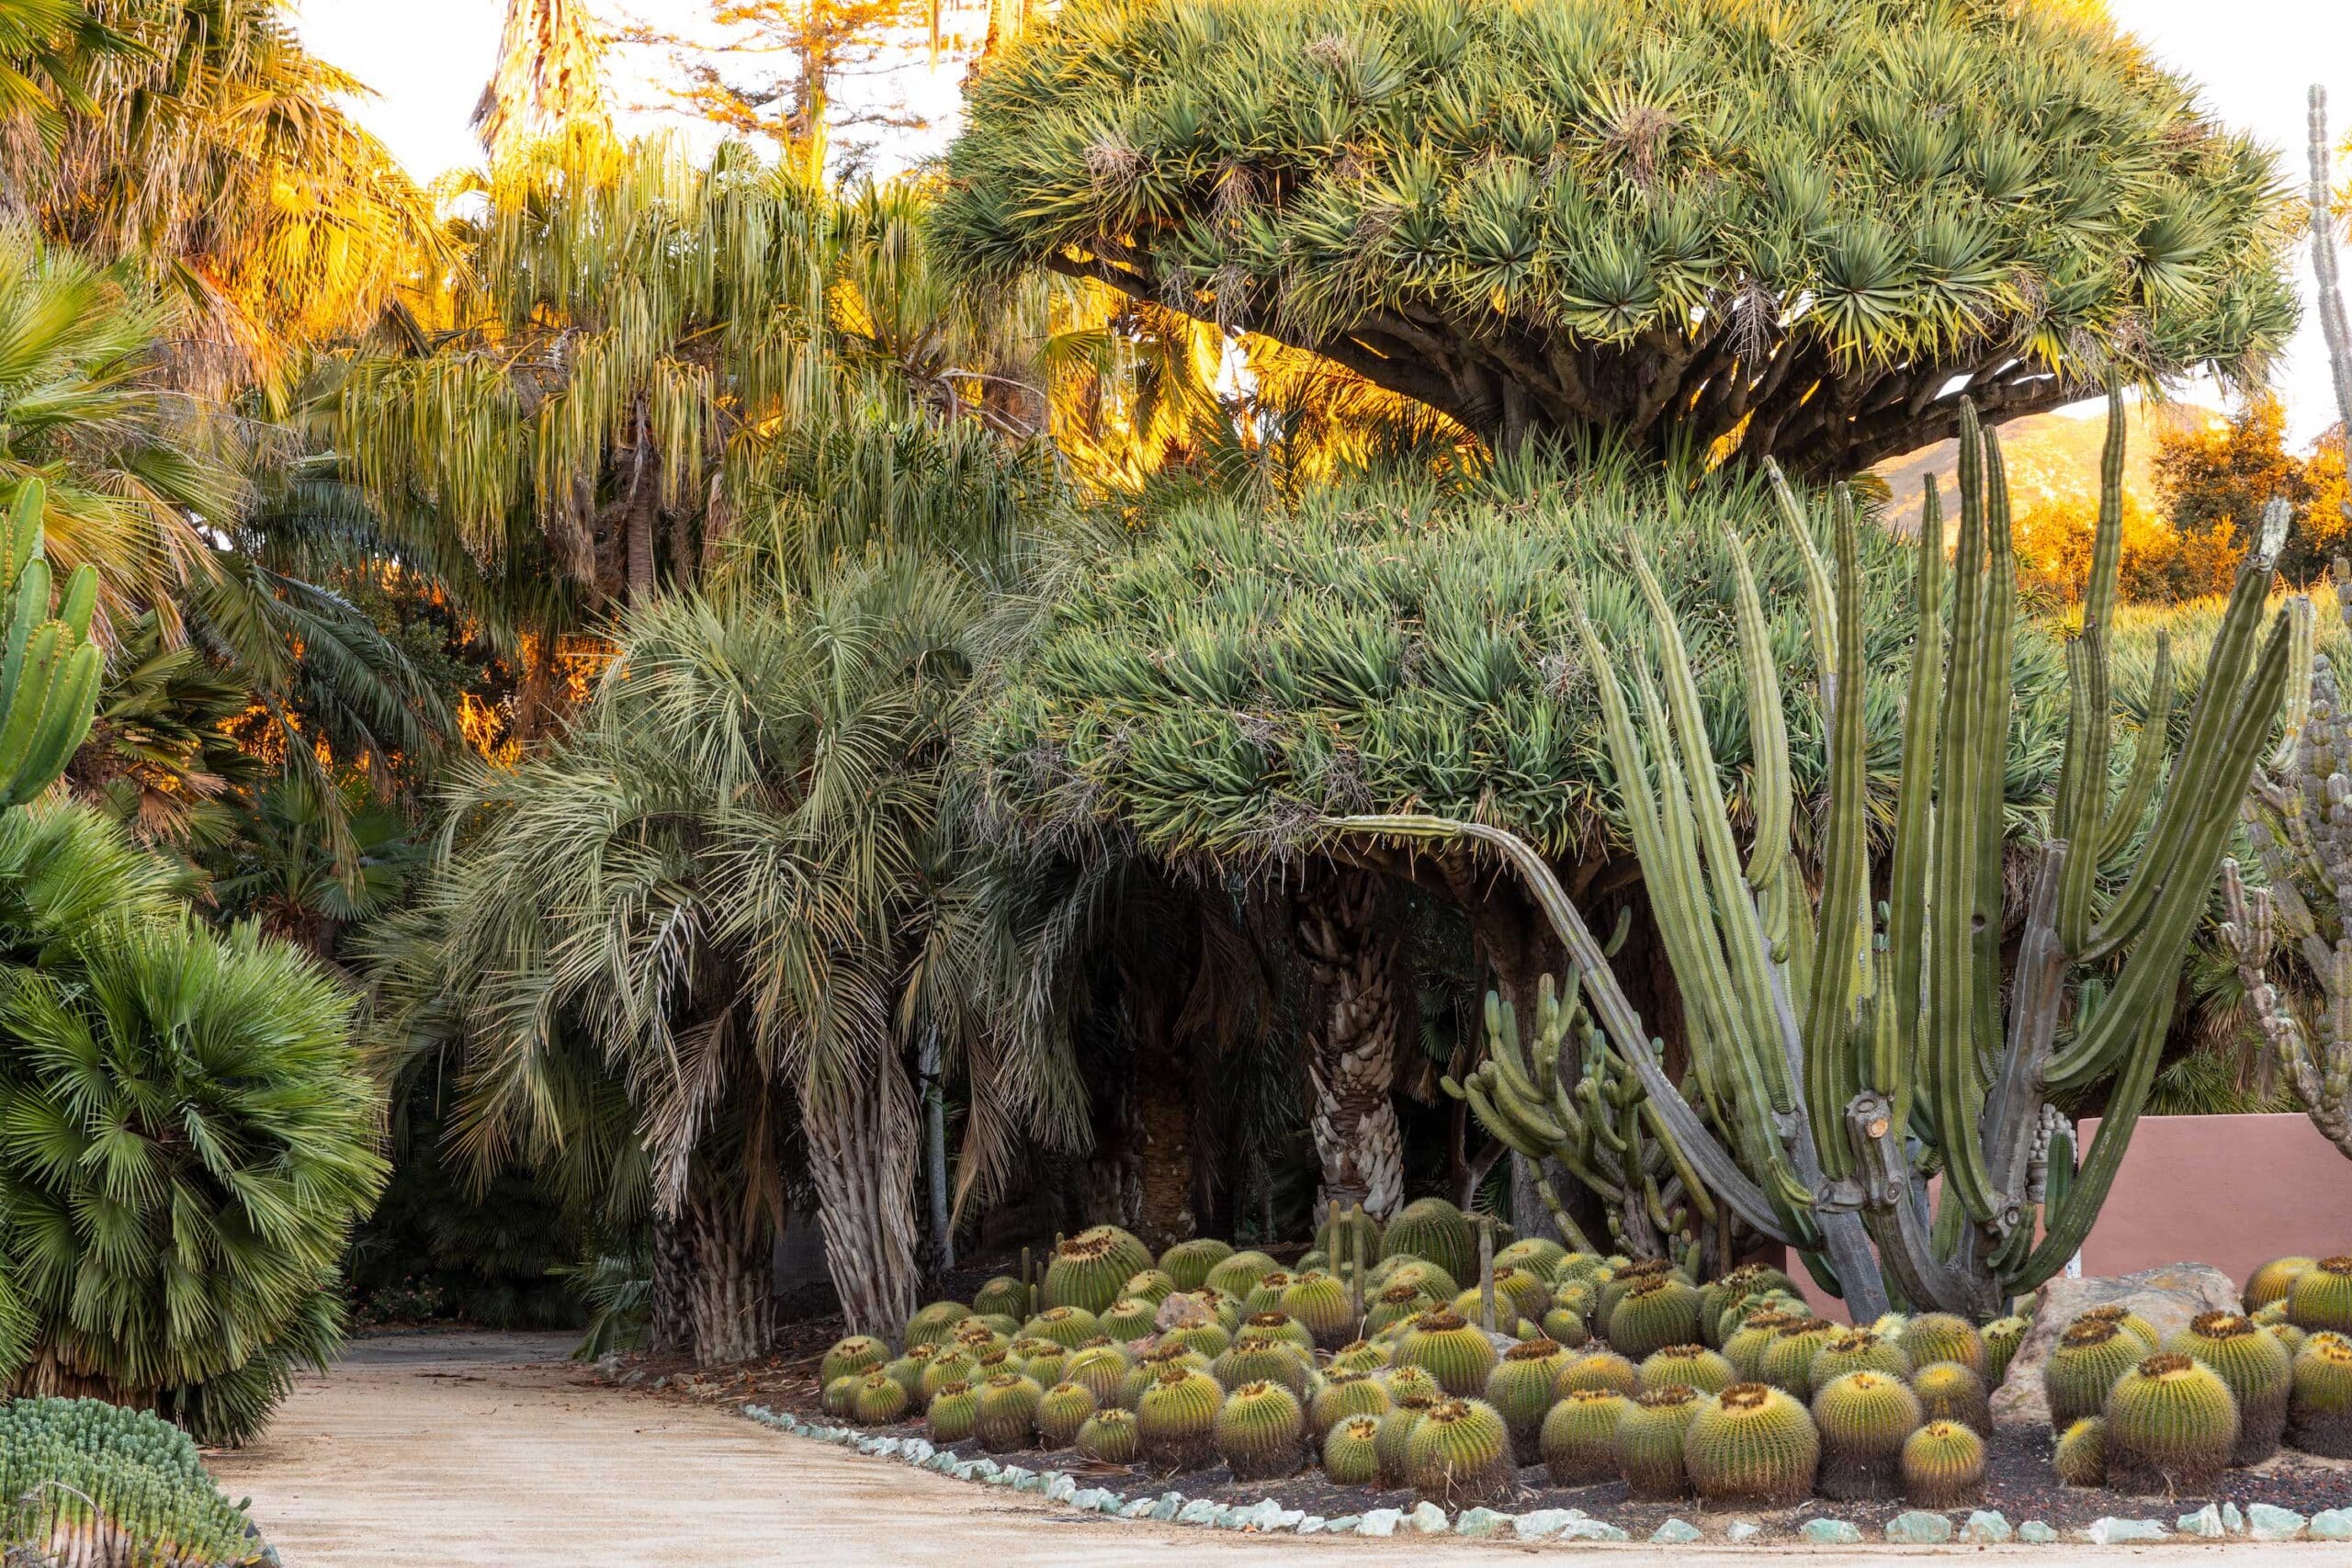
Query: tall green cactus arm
2313 87 2352 462
2218 858 2352 1158
0 479 101 807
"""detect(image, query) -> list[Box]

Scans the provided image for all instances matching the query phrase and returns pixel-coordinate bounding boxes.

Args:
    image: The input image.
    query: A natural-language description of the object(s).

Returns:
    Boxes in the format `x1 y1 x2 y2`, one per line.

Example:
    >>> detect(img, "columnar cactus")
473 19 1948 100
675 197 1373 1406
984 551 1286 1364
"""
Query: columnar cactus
1334 393 2294 1320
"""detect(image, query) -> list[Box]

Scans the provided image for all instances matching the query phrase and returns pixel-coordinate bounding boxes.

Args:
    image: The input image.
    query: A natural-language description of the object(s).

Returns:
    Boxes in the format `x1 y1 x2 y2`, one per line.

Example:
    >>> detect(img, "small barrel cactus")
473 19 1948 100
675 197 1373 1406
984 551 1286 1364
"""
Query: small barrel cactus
1281 1270 1358 1348
2290 1331 2352 1457
1378 1196 1479 1282
1214 1380 1306 1480
1076 1405 1140 1463
1555 1348 1639 1396
1682 1382 1819 1507
1242 1271 1295 1317
1552 1251 1607 1288
927 1380 981 1442
882 1348 933 1403
1120 1269 1177 1305
1119 1346 1209 1409
1596 1257 1678 1329
1700 1265 1798 1347
1912 1360 1991 1435
975 1372 1045 1453
1324 1413 1385 1485
1309 1368 1392 1437
1487 1264 1555 1326
1035 1381 1098 1449
1063 1344 1130 1406
1098 1298 1159 1342
1609 1275 1705 1360
1330 1338 1388 1373
1157 1237 1234 1291
1160 1321 1231 1359
1375 1394 1436 1488
821 1374 859 1418
1812 1369 1923 1502
1203 1249 1278 1298
1807 1329 1910 1391
820 1336 890 1387
1637 1343 1736 1397
1241 1310 1317 1353
1618 1385 1700 1500
1020 1346 1069 1389
2104 1352 2239 1495
2246 1255 2317 1314
1045 1225 1156 1314
855 1363 908 1429
922 1348 980 1402
1212 1334 1310 1395
905 1301 973 1348
1406 1397 1515 1506
2053 1416 2107 1487
1374 1257 1461 1302
972 1276 1030 1319
1497 1236 1566 1278
2269 1321 2308 1359
1901 1419 1985 1507
2165 1311 2292 1464
1723 1309 1802 1381
1900 1313 1987 1377
1136 1366 1225 1470
2289 1257 2352 1335
1539 1387 1627 1485
1394 1308 1500 1396
2072 1303 2158 1351
2045 1320 2145 1431
1982 1314 2029 1385
1756 1318 1838 1396
1486 1337 1568 1464
1542 1304 1593 1348
1366 1280 1442 1336
1381 1362 1442 1404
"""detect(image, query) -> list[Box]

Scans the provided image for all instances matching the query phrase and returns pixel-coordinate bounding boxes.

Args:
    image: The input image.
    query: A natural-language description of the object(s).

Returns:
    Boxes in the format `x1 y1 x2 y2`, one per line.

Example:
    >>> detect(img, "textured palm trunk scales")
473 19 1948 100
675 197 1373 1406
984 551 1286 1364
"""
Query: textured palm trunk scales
1298 870 1405 1219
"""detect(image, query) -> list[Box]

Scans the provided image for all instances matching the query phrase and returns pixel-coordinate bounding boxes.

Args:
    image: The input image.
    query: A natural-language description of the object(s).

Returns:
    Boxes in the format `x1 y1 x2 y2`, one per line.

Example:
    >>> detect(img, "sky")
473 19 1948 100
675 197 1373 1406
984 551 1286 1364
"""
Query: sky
291 0 2352 444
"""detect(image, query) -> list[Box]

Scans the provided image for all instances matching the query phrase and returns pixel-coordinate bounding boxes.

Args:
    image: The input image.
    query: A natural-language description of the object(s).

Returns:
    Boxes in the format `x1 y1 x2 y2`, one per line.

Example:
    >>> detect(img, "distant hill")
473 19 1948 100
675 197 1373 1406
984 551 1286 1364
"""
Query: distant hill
1867 400 2215 540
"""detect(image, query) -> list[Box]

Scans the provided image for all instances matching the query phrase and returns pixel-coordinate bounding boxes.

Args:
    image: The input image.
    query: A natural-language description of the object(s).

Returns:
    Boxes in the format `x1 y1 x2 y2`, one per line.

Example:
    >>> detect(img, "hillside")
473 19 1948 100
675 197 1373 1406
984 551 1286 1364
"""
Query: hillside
1868 398 2211 539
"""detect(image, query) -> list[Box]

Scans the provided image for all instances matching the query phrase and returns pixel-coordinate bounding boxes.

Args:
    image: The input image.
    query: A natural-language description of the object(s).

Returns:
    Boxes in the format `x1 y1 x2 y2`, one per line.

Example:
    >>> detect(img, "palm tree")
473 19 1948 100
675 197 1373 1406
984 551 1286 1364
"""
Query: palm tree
375 566 1024 1348
0 806 386 1443
474 0 611 163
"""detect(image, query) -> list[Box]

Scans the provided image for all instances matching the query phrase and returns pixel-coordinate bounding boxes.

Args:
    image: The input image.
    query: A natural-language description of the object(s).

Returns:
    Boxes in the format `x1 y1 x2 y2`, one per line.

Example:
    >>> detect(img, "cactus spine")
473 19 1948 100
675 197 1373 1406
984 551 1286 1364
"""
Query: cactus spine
2072 1303 2158 1351
1281 1271 1357 1348
1901 1419 1986 1507
1757 1319 1838 1396
1901 1314 1987 1377
2104 1353 2239 1495
1044 1226 1154 1314
1333 393 2295 1323
1813 1370 1922 1501
906 1302 973 1348
1378 1196 1478 1283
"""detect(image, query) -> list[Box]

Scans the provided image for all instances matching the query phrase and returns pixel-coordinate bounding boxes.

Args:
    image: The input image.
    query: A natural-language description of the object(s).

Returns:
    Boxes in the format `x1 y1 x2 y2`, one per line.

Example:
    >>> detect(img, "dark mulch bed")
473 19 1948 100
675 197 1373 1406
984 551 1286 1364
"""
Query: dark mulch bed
621 1360 2352 1540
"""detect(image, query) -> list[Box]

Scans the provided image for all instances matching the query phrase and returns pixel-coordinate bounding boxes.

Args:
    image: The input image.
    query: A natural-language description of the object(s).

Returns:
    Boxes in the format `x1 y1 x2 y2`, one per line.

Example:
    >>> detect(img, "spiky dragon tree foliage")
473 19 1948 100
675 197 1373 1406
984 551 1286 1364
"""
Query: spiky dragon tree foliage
939 0 2292 472
0 911 386 1445
1329 397 2292 1319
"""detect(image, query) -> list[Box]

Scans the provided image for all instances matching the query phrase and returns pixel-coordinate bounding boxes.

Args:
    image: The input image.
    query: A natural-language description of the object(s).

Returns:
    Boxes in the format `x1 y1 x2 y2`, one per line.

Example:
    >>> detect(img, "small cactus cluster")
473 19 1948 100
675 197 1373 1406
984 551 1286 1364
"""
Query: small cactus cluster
0 1398 262 1568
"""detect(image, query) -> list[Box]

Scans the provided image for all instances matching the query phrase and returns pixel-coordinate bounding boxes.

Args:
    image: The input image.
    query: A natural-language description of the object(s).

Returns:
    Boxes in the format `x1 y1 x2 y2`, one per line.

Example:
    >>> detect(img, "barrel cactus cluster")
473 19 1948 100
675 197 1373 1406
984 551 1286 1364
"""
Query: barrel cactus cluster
802 1227 2350 1522
0 1398 264 1566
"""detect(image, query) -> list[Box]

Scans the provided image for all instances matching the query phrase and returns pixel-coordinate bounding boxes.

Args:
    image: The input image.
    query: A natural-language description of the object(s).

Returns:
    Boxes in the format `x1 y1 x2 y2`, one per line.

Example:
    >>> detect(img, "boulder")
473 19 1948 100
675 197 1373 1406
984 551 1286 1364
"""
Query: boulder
1990 1263 2238 1428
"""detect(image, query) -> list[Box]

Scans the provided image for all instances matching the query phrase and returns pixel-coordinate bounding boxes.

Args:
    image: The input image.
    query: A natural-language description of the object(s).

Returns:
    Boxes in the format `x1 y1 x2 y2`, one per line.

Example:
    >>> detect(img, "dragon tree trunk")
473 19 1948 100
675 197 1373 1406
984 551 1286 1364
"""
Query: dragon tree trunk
1295 868 1408 1220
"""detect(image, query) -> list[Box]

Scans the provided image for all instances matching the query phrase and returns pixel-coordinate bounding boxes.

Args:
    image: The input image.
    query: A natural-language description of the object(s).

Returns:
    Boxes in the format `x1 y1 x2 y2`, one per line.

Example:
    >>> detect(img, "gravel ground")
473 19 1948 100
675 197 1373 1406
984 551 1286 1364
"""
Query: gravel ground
209 1331 2350 1565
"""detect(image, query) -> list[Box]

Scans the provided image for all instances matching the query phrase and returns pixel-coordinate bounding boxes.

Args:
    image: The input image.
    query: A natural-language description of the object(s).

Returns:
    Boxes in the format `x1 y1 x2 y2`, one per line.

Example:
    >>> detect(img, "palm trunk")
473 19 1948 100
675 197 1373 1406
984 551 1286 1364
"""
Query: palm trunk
650 1211 694 1356
803 1053 922 1337
1296 869 1406 1219
679 1178 770 1365
1134 1004 1196 1247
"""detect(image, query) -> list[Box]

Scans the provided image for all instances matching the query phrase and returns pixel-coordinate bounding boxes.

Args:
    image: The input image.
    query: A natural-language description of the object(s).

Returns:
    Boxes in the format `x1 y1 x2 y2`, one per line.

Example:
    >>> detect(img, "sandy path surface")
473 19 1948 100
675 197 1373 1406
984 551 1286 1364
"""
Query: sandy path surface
209 1332 2339 1567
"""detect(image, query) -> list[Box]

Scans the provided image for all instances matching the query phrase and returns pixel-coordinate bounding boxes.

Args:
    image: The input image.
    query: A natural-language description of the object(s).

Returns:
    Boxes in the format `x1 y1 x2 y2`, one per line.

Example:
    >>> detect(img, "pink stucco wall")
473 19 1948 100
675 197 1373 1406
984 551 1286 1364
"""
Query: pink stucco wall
1786 1113 2352 1319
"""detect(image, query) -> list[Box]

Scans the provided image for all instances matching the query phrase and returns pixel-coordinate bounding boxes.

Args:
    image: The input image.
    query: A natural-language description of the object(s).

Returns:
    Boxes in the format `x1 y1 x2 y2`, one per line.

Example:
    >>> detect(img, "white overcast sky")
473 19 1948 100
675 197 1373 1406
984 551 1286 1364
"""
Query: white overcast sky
291 0 2352 444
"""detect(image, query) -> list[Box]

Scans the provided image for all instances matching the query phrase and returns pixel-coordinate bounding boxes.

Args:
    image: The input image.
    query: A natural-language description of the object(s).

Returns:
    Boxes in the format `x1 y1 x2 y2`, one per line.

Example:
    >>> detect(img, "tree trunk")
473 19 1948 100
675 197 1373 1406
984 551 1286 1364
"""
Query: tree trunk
650 1210 694 1356
1134 1002 1196 1247
803 1052 922 1337
1296 868 1407 1219
679 1175 771 1365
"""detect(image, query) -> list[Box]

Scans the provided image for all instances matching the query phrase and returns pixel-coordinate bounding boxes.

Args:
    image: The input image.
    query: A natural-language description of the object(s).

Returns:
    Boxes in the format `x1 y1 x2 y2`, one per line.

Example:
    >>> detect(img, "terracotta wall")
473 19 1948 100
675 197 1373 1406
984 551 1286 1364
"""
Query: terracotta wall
1787 1113 2352 1319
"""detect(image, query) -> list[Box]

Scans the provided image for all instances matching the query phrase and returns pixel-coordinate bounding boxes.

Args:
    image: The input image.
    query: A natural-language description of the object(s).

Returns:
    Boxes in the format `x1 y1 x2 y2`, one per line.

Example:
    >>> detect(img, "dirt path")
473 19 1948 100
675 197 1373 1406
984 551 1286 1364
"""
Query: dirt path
211 1333 2337 1567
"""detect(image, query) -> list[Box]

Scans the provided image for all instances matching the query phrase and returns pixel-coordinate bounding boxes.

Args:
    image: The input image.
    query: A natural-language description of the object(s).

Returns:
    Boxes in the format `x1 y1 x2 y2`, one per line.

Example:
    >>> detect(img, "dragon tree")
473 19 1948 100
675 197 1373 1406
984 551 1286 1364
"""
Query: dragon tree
937 0 2295 472
1332 399 2292 1319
